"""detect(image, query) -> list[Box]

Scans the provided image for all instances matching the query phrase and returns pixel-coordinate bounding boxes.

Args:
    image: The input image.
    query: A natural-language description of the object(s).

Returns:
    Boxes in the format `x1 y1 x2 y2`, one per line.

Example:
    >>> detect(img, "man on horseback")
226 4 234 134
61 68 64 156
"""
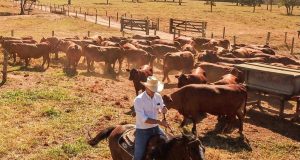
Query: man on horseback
134 76 169 160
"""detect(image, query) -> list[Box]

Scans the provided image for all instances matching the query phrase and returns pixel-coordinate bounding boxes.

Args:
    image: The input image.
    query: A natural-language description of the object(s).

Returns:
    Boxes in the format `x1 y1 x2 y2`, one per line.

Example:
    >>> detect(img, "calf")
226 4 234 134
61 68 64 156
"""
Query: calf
175 67 207 88
11 42 51 69
163 51 194 83
83 44 124 73
126 65 153 96
163 84 247 135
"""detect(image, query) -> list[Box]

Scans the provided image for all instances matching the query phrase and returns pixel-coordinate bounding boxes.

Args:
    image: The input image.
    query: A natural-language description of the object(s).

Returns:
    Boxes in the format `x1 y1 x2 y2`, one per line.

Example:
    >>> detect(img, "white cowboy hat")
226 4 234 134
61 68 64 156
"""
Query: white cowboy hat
141 76 164 93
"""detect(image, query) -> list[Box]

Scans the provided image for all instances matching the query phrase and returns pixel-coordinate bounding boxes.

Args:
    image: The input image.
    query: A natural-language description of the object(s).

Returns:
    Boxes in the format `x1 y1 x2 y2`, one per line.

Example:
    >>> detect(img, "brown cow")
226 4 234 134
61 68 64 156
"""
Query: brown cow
83 44 124 73
11 42 51 69
124 49 155 69
193 37 230 51
182 43 197 55
175 67 207 88
40 37 60 59
1 39 37 63
198 50 265 64
126 65 153 96
162 84 247 135
151 39 181 49
134 43 153 54
132 35 160 41
211 74 240 85
66 43 83 71
197 62 243 83
152 44 179 62
163 51 194 83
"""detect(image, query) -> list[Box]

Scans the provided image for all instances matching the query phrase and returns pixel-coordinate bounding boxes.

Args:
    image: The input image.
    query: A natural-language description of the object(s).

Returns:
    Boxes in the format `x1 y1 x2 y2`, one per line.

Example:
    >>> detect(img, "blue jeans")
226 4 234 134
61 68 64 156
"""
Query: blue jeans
134 126 164 160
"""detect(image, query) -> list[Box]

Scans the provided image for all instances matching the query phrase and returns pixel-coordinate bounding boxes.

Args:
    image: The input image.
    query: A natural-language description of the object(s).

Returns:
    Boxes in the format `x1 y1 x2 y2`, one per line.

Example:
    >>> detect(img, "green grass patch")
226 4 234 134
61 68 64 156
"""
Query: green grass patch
42 107 61 118
0 87 73 106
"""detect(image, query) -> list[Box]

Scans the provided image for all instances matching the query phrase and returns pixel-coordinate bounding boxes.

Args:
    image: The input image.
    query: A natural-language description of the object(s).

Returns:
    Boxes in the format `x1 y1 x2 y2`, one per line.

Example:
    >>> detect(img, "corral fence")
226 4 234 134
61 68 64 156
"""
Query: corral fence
169 18 207 38
120 17 159 35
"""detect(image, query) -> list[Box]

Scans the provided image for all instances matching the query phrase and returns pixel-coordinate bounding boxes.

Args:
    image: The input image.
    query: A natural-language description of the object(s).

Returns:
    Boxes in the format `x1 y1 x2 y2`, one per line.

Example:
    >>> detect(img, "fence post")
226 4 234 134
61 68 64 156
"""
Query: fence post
178 30 181 37
291 37 294 55
52 31 54 37
233 36 236 46
79 7 81 14
146 20 150 35
95 14 98 24
154 28 157 36
84 12 87 21
157 18 160 31
68 6 69 16
179 0 182 5
109 16 111 28
211 32 214 38
11 30 14 37
222 27 226 39
266 32 271 45
88 31 90 37
120 17 124 32
202 22 206 37
173 27 176 40
1 49 8 85
117 12 119 21
76 11 78 17
169 18 173 33
284 32 287 44
106 11 108 16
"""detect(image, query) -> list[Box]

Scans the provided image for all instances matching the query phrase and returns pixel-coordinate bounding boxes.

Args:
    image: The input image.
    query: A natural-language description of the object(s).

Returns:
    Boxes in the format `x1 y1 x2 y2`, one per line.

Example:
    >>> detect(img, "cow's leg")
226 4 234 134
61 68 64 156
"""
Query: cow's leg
46 55 50 69
87 59 91 72
42 57 46 68
25 58 29 68
236 113 244 134
13 53 16 64
55 52 59 60
162 69 169 82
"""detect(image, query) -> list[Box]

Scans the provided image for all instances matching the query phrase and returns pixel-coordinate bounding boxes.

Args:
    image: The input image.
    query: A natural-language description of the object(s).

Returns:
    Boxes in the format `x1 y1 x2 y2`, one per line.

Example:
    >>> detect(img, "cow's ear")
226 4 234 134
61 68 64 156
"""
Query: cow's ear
126 69 131 72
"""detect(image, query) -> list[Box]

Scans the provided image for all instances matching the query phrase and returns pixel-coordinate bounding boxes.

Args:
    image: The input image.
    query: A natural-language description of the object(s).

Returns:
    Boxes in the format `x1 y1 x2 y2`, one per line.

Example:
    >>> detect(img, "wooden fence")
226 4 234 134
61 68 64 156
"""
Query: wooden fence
120 17 158 35
169 18 207 37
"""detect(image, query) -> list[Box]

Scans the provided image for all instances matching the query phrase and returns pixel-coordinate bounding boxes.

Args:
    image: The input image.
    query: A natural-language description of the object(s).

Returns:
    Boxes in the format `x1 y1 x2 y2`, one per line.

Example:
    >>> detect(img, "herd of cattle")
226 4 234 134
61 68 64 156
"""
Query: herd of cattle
1 34 299 134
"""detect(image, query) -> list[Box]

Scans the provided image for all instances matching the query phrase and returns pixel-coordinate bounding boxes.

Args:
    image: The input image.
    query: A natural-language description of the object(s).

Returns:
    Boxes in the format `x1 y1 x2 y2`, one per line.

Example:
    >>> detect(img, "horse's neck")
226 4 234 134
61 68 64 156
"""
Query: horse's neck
144 135 168 160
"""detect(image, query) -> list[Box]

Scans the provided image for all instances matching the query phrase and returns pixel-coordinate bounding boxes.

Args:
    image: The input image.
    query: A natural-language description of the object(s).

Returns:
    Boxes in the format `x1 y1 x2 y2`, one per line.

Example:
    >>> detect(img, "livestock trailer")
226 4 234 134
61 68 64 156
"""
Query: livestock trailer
235 63 300 119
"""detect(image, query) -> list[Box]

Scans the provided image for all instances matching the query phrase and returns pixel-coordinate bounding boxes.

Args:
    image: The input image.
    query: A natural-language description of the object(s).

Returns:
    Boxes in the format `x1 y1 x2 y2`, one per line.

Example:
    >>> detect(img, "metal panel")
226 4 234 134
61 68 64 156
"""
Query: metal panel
235 63 300 96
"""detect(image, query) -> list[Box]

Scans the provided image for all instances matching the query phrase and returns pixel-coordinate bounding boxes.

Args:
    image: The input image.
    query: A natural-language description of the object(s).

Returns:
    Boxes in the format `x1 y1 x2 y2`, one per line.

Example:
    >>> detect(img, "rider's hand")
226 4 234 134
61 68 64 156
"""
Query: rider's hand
161 107 168 114
159 119 169 128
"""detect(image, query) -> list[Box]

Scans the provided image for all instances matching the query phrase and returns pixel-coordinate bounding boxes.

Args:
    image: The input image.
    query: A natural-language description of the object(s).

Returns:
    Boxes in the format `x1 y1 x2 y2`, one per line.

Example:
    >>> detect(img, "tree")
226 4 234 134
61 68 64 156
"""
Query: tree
19 0 36 15
279 0 298 15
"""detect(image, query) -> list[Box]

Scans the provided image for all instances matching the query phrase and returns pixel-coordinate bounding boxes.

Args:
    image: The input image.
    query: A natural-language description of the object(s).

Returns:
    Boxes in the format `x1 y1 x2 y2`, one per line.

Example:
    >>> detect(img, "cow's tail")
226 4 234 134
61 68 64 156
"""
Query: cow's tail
88 126 116 146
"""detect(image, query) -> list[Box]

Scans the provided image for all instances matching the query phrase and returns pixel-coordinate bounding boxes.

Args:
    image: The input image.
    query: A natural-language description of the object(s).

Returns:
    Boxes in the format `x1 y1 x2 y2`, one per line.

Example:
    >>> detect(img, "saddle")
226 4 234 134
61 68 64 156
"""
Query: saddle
119 127 136 157
118 126 169 157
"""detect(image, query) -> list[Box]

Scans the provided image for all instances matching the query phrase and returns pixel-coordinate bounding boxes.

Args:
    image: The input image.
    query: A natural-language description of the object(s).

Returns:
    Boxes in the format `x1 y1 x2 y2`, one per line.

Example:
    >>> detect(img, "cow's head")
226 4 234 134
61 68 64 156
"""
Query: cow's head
175 74 189 88
127 68 139 81
230 68 244 83
162 95 173 109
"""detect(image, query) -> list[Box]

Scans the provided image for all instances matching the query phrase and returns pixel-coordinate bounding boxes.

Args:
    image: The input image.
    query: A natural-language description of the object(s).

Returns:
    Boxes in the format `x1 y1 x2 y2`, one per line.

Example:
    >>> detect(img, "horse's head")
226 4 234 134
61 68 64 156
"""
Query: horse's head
151 134 205 160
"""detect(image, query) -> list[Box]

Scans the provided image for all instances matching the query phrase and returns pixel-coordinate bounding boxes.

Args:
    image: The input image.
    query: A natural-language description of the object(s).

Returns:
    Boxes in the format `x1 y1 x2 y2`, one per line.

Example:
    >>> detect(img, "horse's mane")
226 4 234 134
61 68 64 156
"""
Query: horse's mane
150 135 182 159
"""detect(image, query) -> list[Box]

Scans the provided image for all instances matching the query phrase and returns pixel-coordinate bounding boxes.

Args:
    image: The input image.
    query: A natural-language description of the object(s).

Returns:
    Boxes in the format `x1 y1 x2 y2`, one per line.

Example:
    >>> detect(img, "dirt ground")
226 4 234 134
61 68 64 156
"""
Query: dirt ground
0 1 299 160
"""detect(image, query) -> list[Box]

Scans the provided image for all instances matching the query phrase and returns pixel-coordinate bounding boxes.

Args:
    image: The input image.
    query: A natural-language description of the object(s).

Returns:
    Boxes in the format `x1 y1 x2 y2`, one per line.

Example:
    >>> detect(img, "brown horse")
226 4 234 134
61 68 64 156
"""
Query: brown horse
88 124 205 160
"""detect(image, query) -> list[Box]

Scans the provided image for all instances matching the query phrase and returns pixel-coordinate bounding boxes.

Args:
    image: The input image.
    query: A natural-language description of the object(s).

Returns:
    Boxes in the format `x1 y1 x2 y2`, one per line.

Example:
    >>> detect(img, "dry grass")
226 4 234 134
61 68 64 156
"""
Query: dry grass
0 0 300 160
37 0 300 53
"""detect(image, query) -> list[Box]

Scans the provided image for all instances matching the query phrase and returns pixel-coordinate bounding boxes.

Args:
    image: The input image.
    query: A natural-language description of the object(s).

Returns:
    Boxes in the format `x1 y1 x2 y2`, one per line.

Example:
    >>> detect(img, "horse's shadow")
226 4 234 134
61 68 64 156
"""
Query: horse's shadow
200 131 252 152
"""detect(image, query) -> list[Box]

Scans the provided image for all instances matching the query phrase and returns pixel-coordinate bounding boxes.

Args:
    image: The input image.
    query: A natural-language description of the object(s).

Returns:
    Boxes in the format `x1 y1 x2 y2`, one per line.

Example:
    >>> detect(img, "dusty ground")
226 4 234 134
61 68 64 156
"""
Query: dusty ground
0 1 299 160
